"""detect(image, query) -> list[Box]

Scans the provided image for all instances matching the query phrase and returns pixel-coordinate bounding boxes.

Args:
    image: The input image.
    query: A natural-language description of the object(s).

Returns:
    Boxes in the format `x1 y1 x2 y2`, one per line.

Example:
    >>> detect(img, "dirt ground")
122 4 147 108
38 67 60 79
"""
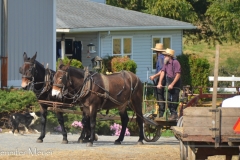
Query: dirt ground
0 144 239 160
0 130 239 160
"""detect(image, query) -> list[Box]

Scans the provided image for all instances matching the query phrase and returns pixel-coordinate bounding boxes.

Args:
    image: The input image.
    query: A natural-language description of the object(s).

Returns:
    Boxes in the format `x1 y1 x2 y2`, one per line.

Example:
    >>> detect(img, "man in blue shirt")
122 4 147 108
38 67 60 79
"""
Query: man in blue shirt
150 43 166 117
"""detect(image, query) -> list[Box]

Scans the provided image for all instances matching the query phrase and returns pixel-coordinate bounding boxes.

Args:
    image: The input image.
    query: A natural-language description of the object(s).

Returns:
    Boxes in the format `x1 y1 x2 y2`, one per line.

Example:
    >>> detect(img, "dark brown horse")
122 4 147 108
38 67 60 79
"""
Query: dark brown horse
19 52 91 144
52 60 144 146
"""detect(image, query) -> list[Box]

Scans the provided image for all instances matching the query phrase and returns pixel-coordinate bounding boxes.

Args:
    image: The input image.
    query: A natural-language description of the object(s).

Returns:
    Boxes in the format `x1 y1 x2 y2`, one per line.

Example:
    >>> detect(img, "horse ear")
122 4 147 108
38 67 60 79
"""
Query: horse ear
66 59 72 69
58 59 63 69
45 63 49 69
30 52 37 63
23 52 28 61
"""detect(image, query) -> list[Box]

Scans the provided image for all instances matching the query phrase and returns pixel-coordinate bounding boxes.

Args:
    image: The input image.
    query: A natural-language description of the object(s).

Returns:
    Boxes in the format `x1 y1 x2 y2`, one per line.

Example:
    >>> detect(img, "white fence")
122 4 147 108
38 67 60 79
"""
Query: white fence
209 75 240 92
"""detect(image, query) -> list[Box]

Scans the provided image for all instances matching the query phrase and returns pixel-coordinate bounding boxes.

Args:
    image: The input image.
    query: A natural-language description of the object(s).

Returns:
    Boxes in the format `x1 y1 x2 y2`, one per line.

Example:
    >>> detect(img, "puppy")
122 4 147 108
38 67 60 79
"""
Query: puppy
10 112 40 134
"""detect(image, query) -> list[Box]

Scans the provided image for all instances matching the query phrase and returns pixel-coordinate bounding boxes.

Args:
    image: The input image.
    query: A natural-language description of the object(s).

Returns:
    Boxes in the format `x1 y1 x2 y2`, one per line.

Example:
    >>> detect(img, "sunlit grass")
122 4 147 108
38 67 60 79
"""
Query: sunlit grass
183 41 240 74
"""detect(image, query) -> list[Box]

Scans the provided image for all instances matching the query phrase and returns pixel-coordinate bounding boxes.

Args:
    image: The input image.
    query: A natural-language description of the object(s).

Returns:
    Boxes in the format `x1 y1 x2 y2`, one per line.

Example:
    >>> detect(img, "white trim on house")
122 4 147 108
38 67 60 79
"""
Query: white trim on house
56 26 196 33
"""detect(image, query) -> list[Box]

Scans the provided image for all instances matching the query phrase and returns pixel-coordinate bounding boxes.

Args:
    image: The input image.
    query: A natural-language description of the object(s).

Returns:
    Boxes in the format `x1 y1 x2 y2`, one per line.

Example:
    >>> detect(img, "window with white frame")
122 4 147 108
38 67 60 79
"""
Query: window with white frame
152 37 171 70
112 37 132 58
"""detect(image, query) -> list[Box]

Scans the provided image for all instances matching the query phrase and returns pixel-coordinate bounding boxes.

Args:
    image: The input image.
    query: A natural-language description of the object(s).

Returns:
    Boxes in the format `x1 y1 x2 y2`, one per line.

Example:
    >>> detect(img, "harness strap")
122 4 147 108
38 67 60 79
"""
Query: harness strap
99 75 110 109
90 90 123 106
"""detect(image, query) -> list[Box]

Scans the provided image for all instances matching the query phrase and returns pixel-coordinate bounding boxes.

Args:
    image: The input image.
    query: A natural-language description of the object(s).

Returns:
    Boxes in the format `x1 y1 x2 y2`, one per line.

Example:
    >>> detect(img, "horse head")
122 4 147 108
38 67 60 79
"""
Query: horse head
52 59 72 99
19 52 38 89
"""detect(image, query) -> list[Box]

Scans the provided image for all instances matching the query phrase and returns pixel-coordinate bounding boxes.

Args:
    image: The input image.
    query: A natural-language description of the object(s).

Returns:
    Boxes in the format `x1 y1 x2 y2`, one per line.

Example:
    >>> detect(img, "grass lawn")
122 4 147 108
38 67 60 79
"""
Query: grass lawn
183 41 240 75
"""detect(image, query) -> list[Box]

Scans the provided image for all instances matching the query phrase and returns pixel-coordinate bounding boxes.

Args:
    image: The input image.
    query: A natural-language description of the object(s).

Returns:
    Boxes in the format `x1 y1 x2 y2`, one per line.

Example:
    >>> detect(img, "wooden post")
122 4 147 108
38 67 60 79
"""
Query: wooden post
211 45 221 147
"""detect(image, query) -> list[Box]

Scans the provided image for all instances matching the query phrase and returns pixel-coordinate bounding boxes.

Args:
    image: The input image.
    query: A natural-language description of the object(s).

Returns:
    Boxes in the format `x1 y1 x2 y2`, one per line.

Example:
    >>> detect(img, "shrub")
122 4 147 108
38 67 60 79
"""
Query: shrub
56 57 83 69
177 53 210 93
0 89 39 113
111 56 137 73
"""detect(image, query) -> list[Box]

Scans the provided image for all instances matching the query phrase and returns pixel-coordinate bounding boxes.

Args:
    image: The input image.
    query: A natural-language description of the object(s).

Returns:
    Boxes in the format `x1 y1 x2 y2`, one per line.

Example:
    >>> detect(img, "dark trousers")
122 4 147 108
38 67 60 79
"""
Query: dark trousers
166 77 180 115
154 78 166 116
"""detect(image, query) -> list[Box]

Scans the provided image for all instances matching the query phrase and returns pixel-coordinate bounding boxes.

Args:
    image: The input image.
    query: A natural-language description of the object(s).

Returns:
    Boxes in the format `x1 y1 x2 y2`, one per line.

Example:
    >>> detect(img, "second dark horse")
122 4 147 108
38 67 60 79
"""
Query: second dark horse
52 60 144 146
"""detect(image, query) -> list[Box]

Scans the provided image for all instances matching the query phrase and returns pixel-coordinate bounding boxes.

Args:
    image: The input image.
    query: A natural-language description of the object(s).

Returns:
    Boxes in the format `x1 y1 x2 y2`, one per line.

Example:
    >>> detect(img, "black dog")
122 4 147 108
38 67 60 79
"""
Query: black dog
10 112 40 134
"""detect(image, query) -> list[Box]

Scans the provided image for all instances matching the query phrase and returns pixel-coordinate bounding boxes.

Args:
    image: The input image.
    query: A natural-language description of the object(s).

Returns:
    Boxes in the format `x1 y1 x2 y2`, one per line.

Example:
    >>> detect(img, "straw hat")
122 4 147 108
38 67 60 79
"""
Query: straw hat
151 43 166 51
162 48 175 57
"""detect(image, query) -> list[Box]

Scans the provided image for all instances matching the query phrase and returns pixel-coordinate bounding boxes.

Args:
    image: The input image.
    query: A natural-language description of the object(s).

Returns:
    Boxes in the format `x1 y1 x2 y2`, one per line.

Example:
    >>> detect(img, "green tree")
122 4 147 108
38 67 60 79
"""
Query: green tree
206 0 240 43
107 0 240 44
106 0 146 11
144 0 198 23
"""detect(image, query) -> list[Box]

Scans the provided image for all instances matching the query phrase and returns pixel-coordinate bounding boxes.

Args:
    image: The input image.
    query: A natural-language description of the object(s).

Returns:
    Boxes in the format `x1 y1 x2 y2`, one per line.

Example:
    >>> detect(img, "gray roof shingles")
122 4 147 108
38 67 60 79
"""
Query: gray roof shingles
56 0 195 30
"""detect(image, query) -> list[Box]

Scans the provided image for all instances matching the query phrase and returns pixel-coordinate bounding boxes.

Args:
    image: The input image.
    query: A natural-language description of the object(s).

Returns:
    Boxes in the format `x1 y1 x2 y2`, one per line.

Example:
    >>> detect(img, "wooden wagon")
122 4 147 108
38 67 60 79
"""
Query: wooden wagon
172 45 240 159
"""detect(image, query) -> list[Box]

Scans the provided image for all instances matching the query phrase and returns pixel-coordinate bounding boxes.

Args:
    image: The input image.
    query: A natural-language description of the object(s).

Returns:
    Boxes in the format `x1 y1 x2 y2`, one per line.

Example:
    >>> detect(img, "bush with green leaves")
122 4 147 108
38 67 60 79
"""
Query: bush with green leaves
0 89 39 113
177 53 210 93
56 57 83 69
111 56 137 73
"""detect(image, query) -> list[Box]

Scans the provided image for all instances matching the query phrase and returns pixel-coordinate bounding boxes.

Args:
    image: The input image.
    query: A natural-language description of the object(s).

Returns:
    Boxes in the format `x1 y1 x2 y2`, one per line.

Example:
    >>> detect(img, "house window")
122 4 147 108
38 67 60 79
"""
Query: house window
152 37 171 70
113 37 132 58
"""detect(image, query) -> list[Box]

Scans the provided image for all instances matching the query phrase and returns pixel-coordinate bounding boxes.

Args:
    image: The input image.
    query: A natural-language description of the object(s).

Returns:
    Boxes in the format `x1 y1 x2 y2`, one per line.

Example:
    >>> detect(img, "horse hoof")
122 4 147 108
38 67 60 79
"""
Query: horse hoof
86 142 93 147
36 139 43 143
114 141 121 145
78 139 83 143
62 140 68 144
137 141 144 145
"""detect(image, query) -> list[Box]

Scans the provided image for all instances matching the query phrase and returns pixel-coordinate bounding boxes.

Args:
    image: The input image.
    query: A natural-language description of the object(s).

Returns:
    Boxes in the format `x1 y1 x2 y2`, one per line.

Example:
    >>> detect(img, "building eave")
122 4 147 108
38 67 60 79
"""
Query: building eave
56 26 197 33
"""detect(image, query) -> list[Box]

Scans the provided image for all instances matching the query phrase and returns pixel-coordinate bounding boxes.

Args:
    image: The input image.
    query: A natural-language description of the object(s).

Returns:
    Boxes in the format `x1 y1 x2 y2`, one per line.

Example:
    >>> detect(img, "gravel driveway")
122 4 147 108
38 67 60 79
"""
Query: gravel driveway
0 132 238 160
0 132 180 159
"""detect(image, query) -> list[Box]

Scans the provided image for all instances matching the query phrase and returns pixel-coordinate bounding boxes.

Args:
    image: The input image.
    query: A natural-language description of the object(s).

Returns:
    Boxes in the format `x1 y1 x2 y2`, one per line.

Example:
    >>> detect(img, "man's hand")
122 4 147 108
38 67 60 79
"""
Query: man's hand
157 84 162 89
149 75 155 81
168 84 174 90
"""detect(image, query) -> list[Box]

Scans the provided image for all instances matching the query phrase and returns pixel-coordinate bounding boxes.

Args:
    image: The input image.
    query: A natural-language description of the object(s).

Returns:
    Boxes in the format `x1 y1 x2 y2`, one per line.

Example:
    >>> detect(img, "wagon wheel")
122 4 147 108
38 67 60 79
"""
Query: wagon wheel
180 140 187 160
175 116 183 140
143 114 162 142
178 116 188 160
187 142 196 160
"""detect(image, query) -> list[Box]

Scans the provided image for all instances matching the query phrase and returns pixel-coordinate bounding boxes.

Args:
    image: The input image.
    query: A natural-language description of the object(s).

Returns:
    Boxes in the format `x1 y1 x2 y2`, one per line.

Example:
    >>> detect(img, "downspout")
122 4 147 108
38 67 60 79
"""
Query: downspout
1 0 8 88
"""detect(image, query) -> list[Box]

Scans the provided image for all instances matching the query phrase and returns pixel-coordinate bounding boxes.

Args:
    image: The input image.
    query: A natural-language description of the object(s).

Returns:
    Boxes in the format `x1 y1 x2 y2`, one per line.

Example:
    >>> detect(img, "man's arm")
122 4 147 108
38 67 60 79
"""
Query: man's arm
168 73 181 89
157 71 165 88
149 70 162 80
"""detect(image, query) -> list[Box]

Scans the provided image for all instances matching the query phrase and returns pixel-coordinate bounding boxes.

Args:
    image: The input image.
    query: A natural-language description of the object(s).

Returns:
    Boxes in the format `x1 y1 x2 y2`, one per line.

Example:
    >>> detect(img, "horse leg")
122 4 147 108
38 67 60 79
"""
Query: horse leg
36 105 47 143
114 109 129 145
86 112 97 147
132 100 144 144
82 116 91 142
136 113 144 145
56 112 68 144
78 113 90 143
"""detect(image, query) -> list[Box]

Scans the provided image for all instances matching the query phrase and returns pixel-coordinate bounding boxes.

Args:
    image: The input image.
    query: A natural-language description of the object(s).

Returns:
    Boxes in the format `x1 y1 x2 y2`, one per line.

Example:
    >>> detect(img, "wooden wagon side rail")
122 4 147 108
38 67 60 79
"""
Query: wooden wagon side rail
184 93 237 108
177 107 240 143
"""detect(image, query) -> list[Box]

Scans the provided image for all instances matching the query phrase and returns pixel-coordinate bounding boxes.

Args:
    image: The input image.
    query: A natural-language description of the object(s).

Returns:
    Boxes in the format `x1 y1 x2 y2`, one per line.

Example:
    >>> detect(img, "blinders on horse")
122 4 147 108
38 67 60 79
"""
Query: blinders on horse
53 69 69 88
19 62 37 80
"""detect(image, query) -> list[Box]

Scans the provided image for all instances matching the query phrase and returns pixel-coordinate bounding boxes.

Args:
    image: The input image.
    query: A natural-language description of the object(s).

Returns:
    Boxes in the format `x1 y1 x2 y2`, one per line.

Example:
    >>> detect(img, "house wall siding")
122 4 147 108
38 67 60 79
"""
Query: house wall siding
58 30 182 82
7 0 55 87
99 30 183 82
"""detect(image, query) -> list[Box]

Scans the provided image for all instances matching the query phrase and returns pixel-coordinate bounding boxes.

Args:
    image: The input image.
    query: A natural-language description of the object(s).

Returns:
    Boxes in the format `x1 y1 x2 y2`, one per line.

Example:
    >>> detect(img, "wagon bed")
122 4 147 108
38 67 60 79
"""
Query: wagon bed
172 107 240 160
